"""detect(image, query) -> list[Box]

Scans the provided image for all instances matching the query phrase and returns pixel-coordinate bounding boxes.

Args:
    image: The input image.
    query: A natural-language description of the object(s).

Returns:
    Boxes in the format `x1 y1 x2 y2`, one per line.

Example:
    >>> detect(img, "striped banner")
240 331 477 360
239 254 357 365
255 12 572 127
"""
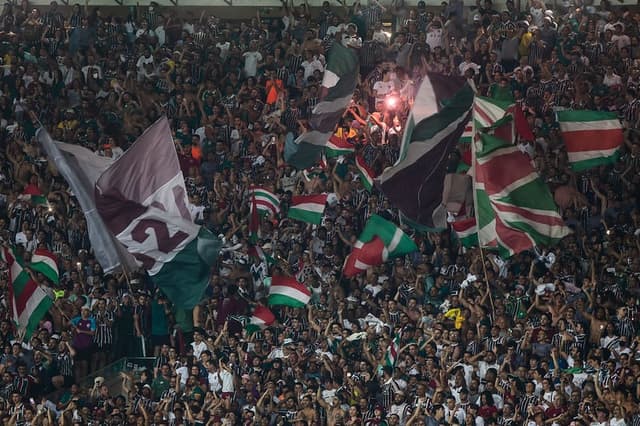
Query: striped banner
557 110 623 171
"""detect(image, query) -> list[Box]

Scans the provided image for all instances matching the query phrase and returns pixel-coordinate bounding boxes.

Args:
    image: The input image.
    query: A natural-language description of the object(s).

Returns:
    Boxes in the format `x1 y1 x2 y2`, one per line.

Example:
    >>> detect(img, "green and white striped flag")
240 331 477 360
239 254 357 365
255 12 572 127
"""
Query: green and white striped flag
246 306 276 334
1 247 53 340
288 194 327 225
268 276 311 308
451 218 478 248
30 248 59 284
557 110 623 171
355 155 376 192
249 186 280 217
384 330 402 367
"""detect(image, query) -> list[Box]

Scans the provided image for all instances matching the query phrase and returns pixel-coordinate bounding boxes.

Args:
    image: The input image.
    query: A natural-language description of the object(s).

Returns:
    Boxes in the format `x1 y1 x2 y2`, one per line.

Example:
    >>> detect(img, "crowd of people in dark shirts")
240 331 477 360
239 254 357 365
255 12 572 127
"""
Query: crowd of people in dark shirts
0 0 639 424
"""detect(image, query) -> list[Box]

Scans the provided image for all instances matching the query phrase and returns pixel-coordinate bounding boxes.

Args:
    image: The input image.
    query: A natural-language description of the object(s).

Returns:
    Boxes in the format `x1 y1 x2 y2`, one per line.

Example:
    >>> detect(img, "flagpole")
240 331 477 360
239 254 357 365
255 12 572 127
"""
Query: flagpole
477 246 495 316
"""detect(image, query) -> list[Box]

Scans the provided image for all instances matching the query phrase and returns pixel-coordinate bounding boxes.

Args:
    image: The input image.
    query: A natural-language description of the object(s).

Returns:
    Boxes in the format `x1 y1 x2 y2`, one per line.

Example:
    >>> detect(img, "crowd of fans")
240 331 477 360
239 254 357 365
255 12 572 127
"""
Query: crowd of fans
0 0 639 424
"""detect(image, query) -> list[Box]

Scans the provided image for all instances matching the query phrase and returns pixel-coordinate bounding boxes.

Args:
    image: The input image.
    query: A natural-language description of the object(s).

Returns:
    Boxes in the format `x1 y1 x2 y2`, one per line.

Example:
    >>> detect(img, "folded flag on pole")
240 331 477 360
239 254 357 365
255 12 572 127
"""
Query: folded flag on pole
326 132 356 158
288 194 327 225
472 104 570 258
249 186 280 217
268 276 311 308
557 110 623 171
29 248 59 284
249 193 260 245
95 116 222 309
343 215 417 276
1 247 52 340
451 217 478 248
285 43 359 169
246 306 276 334
384 330 402 368
376 73 474 229
355 155 376 192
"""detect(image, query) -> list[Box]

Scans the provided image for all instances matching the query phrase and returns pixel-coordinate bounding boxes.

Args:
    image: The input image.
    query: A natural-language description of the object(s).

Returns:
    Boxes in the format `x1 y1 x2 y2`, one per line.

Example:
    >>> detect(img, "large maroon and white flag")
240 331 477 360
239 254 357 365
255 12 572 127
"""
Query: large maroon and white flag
95 117 220 308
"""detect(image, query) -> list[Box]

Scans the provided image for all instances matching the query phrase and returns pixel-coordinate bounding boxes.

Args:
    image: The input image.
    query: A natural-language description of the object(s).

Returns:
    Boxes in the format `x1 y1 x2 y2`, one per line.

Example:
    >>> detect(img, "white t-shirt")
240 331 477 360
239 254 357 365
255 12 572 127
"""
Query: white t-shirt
220 369 234 392
243 51 262 78
301 58 324 80
190 340 208 358
373 80 394 103
603 73 622 87
208 371 222 392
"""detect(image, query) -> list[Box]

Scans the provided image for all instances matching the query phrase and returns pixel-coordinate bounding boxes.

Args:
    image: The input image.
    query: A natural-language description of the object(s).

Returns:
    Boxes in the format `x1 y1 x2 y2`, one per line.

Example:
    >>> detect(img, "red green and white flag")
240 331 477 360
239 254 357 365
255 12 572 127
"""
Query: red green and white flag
95 117 222 309
472 98 570 258
18 193 47 207
344 237 388 277
1 247 53 340
343 215 417 277
249 186 280 217
288 194 327 225
248 245 277 265
384 330 402 368
246 306 276 334
355 155 376 192
30 248 59 284
459 122 473 144
326 133 356 158
557 110 623 171
451 217 478 248
268 276 311 308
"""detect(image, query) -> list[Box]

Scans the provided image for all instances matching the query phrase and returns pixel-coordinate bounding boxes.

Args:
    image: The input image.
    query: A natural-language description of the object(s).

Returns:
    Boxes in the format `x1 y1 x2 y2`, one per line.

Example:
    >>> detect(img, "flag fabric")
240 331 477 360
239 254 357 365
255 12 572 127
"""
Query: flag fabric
249 186 280 217
377 73 474 228
36 129 137 273
29 248 59 284
343 215 417 276
326 133 356 158
557 110 623 171
288 194 327 225
343 237 388 277
1 247 52 340
285 43 359 169
355 155 376 192
248 245 277 265
451 217 479 248
246 306 276 334
268 276 311 308
472 96 516 143
95 116 222 309
513 103 535 141
472 104 571 258
19 193 47 206
459 122 473 144
249 193 259 244
384 330 402 367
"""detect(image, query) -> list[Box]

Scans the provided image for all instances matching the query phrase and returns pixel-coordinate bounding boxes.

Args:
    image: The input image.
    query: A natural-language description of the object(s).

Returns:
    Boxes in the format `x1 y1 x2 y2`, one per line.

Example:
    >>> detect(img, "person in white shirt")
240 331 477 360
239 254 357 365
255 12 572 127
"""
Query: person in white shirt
154 16 166 47
190 329 208 359
242 41 263 78
373 70 394 106
81 56 103 81
301 51 324 81
372 22 390 45
603 66 622 87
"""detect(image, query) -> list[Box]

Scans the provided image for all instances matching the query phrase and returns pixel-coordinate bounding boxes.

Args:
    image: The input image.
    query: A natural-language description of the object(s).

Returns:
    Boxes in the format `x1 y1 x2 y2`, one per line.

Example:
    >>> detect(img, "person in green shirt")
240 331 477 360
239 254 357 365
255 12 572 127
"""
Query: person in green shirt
151 364 172 399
